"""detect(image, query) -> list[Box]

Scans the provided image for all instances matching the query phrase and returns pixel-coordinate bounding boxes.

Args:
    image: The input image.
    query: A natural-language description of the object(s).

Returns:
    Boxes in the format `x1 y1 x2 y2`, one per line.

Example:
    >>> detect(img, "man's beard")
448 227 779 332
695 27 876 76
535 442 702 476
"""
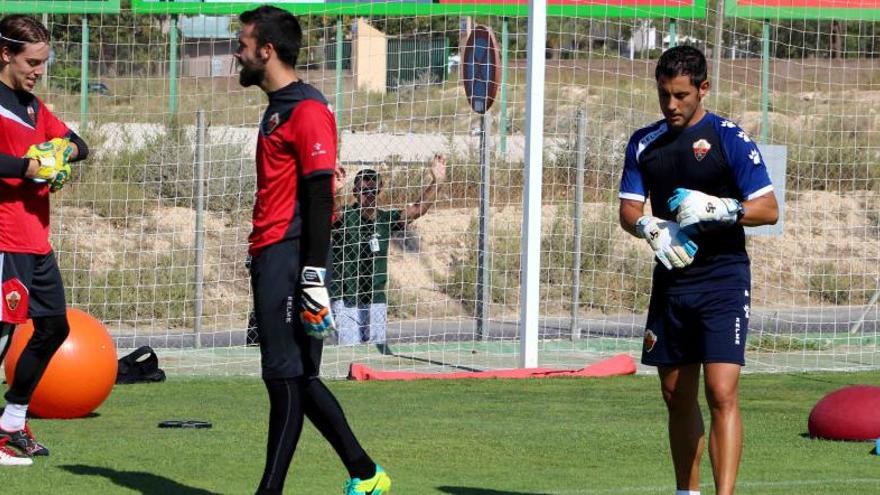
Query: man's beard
239 61 265 87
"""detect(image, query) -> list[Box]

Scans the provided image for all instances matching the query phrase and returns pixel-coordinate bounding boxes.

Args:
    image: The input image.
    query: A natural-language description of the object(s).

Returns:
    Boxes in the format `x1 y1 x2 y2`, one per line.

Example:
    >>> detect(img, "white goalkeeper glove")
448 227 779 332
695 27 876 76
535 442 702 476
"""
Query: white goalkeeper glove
300 266 335 339
667 188 744 233
635 216 699 270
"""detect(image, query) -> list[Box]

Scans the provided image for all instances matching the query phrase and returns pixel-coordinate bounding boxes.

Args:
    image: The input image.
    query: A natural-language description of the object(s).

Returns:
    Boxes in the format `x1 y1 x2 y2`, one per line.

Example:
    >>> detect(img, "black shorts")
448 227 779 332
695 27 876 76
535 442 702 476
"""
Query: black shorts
249 240 323 379
1 251 66 324
641 287 750 367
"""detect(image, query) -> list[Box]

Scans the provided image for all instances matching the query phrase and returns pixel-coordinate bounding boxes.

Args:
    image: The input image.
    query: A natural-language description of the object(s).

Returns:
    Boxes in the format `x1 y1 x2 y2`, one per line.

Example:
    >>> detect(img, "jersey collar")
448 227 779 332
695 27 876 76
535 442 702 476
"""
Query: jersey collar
677 111 712 135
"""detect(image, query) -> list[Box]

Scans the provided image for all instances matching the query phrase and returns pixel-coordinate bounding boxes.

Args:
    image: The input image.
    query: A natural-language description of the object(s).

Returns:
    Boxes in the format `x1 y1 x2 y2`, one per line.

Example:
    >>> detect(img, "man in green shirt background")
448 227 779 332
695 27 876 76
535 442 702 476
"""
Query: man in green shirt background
331 154 446 346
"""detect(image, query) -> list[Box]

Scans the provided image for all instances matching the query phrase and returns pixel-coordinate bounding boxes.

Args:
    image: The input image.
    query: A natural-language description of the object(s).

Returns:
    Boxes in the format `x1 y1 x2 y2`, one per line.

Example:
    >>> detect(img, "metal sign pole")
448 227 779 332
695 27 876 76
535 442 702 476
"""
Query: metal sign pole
571 108 586 340
79 16 89 131
193 109 207 349
462 25 500 342
477 113 491 340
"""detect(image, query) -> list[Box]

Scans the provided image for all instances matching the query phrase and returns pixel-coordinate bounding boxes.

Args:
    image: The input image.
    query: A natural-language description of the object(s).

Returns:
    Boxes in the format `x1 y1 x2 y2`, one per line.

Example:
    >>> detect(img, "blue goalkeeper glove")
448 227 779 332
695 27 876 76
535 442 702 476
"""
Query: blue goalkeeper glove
635 215 699 270
667 188 744 233
300 266 335 339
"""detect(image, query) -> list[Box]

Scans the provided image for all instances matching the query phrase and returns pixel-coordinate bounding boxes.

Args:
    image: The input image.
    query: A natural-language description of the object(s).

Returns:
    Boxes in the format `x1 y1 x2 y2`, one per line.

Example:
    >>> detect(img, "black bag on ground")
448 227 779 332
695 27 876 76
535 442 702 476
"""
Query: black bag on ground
116 346 166 384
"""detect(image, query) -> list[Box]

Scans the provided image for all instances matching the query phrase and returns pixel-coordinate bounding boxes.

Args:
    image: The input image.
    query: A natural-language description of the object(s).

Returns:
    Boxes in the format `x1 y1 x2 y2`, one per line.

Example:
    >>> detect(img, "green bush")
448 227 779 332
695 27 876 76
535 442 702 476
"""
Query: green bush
66 125 255 219
441 212 653 315
541 213 652 313
748 335 832 353
780 115 880 192
64 131 154 223
58 249 193 327
50 65 82 93
441 219 522 315
808 262 877 305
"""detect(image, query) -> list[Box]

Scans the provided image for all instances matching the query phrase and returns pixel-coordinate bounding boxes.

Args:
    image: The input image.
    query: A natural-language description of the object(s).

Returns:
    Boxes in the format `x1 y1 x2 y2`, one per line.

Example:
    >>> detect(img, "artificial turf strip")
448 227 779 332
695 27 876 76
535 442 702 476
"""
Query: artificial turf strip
1 371 879 494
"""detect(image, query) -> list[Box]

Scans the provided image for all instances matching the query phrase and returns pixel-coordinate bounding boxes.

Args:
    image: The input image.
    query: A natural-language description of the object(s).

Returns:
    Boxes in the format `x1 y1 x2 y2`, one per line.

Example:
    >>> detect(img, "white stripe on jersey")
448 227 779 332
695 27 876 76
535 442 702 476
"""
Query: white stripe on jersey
0 103 35 131
619 192 646 202
746 184 774 201
636 122 668 163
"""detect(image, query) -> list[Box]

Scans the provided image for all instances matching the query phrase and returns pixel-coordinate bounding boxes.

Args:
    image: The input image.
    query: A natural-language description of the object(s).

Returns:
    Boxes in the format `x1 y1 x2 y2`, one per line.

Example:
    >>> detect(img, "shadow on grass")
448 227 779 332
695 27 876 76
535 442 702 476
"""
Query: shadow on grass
799 433 880 455
0 406 100 420
60 464 220 495
437 487 554 495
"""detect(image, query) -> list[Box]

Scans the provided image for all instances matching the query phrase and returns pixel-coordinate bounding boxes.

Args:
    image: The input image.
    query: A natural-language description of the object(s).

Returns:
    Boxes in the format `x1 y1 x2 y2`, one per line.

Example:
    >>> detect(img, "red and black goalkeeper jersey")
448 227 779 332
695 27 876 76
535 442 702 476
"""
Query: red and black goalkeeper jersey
0 82 72 255
249 80 337 256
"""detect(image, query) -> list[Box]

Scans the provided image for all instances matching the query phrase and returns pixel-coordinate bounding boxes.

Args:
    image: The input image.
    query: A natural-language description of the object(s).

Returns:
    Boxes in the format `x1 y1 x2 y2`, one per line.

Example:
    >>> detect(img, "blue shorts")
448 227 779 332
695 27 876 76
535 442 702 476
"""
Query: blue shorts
641 288 750 366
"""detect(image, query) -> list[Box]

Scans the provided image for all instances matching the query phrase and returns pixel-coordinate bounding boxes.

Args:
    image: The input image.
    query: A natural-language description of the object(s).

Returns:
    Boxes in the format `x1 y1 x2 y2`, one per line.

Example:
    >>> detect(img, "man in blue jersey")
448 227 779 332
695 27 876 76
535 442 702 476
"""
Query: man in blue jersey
618 46 778 495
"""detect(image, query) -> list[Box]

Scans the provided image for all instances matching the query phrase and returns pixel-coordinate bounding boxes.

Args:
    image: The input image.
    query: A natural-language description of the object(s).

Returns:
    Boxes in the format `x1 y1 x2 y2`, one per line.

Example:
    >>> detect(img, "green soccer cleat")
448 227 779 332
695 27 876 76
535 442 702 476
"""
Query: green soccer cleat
343 465 391 495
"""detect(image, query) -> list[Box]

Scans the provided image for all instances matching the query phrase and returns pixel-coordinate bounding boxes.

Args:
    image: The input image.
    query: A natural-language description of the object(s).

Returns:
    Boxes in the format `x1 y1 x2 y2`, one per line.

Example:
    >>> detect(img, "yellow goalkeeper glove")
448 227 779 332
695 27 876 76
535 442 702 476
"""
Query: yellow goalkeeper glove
25 138 74 192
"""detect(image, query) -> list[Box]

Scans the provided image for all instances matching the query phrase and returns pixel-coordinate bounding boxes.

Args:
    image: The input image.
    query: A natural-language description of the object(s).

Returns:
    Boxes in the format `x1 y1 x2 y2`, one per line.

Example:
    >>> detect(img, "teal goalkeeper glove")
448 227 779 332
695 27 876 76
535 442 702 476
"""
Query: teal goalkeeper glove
667 188 744 233
300 266 336 339
635 216 699 270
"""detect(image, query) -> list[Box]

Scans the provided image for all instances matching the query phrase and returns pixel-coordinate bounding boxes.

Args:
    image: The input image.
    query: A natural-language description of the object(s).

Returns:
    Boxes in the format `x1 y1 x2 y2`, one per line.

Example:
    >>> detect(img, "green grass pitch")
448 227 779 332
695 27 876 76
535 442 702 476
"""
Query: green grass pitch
2 371 880 494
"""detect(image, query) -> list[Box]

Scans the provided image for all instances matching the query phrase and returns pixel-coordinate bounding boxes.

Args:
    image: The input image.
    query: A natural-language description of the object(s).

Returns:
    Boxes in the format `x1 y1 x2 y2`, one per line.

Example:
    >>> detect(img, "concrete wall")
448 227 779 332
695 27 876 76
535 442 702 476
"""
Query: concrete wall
352 18 387 93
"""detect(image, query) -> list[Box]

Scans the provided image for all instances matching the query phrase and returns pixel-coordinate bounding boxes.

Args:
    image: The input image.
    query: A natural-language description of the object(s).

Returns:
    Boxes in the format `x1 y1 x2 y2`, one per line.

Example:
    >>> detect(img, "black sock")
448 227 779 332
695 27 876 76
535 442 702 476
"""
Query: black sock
301 377 376 480
257 378 305 494
0 323 14 364
4 315 69 405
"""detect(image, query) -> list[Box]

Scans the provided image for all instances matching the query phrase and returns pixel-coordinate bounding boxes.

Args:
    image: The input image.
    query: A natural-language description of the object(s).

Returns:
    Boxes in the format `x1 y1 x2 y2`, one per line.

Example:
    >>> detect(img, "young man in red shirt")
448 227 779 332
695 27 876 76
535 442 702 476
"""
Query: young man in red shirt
0 15 89 466
235 6 391 494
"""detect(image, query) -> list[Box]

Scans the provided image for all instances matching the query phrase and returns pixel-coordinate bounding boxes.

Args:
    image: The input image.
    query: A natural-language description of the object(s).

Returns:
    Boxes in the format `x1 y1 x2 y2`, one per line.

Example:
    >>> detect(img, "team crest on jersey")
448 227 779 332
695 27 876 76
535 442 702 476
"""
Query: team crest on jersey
1 278 27 322
5 290 21 311
26 105 35 123
265 112 281 134
643 329 658 353
692 139 711 161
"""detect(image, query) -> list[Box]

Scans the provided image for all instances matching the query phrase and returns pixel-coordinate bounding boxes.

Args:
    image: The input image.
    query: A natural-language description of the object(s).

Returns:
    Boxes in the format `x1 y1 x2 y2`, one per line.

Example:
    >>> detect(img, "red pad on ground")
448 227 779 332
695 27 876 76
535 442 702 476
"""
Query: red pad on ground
348 354 637 381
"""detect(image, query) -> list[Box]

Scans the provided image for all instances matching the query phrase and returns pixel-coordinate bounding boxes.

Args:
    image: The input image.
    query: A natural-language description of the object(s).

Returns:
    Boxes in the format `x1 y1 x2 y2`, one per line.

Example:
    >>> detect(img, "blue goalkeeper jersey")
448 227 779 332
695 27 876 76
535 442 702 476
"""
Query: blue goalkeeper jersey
618 111 774 294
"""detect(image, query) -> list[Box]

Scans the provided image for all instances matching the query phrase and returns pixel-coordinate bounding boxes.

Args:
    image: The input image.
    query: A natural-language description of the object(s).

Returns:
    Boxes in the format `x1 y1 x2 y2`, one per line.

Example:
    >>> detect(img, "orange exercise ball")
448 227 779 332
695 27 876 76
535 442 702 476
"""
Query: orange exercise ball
4 308 117 419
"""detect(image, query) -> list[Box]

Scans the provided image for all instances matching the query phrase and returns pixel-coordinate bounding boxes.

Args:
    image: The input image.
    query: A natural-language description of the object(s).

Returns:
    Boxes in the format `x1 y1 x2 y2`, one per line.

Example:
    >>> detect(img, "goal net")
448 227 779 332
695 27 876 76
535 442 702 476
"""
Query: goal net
12 0 878 377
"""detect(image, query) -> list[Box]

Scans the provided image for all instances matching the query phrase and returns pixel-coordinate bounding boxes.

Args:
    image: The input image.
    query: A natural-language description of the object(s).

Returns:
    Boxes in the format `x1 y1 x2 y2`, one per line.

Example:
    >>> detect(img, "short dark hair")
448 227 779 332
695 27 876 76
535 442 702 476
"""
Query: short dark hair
354 169 382 189
655 45 707 88
238 6 302 68
0 15 49 55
